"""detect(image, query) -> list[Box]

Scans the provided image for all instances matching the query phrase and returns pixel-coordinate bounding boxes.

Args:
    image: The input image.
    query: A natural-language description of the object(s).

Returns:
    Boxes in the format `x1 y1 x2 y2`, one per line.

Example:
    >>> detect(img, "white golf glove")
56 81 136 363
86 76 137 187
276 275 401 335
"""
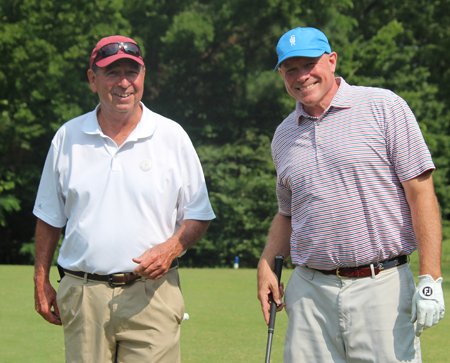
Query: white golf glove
411 274 445 336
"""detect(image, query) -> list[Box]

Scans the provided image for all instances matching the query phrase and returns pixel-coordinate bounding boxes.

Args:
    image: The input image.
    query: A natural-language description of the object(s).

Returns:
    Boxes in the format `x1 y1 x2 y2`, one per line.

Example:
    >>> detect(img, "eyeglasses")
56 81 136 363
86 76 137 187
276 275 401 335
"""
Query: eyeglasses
93 42 142 65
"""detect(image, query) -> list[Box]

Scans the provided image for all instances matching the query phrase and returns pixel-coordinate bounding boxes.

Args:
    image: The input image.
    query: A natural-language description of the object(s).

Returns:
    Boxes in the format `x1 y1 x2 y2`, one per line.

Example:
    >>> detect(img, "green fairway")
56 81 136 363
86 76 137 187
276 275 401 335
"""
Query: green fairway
0 263 448 363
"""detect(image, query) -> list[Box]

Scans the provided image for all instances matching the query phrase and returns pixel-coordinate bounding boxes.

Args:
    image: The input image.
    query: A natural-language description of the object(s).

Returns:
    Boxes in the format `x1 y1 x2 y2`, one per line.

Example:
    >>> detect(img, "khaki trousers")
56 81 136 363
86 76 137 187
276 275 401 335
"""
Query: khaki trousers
284 264 421 363
57 269 185 363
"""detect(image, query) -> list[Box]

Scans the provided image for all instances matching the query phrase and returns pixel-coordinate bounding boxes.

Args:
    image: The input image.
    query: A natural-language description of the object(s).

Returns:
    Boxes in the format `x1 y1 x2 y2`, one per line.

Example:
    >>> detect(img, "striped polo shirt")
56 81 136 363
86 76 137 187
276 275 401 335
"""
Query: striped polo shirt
272 78 435 270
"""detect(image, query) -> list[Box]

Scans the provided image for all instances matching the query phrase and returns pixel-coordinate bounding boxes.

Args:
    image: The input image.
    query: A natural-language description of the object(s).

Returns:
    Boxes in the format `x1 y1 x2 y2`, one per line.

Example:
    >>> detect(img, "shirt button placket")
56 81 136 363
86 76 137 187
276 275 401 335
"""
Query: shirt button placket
314 118 322 160
112 153 121 172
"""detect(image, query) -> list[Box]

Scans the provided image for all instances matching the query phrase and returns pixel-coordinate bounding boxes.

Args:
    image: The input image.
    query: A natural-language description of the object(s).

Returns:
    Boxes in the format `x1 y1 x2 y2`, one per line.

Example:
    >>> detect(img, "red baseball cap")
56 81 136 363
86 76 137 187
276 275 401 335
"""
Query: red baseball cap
89 35 145 69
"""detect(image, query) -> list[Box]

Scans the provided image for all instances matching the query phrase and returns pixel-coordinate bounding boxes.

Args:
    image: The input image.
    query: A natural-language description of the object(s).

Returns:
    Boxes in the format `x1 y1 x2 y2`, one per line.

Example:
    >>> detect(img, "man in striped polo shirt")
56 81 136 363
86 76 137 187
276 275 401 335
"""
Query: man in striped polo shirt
257 27 445 362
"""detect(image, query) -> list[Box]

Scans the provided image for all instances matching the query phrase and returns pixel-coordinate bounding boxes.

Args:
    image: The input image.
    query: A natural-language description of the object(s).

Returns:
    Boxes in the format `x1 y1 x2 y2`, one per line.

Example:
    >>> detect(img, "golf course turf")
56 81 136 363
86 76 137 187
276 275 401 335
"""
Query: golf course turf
1 260 448 362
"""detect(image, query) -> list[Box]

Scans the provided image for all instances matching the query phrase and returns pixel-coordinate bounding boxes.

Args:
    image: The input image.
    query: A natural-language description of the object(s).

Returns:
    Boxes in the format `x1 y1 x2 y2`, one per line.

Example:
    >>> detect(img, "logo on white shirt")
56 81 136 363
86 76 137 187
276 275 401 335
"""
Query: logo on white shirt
139 159 152 172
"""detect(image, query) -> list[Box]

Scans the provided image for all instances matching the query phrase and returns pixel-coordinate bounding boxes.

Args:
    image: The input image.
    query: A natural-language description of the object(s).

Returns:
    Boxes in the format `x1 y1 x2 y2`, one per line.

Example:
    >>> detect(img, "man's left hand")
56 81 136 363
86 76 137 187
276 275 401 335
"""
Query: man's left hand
132 220 210 280
411 274 445 336
132 242 177 280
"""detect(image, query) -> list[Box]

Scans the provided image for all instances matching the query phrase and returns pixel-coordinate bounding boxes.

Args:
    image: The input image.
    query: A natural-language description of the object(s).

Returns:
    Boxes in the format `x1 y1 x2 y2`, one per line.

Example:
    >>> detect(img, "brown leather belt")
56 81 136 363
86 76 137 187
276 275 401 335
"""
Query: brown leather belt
311 255 408 278
63 258 179 287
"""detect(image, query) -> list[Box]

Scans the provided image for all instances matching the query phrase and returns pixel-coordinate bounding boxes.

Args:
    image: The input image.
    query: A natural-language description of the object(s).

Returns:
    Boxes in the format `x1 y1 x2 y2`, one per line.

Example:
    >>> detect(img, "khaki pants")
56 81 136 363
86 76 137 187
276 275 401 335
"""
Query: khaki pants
284 264 421 363
57 269 185 363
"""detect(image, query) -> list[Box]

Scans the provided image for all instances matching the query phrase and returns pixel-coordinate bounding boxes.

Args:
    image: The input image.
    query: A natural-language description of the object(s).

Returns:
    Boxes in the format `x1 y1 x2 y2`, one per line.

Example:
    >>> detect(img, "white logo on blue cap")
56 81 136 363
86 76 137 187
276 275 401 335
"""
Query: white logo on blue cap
290 35 296 46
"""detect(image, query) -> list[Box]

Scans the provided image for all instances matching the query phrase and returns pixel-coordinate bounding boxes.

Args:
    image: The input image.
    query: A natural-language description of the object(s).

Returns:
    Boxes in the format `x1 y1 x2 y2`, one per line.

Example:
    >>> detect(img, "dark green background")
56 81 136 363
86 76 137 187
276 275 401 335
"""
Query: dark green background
1 0 449 267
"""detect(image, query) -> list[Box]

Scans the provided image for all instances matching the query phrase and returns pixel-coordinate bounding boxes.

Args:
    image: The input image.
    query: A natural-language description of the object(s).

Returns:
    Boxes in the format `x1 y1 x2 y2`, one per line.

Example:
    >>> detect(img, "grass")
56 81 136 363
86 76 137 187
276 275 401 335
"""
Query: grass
0 260 449 362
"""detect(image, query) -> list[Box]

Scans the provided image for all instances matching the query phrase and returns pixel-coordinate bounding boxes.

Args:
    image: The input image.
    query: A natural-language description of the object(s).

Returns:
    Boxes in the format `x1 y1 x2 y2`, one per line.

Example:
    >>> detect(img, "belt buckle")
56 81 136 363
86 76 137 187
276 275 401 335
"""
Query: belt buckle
336 267 349 279
109 274 126 288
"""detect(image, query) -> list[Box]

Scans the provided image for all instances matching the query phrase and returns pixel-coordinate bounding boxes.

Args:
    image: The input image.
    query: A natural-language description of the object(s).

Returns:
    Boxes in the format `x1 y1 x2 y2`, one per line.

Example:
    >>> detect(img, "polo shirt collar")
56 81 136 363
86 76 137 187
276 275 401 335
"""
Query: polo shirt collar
330 77 352 109
82 102 157 140
295 77 352 123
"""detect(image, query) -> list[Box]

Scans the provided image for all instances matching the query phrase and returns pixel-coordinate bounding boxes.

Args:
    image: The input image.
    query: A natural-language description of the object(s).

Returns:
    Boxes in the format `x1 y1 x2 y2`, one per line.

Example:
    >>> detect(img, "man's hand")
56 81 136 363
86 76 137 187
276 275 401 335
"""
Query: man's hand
34 278 62 326
34 219 62 325
257 260 285 325
257 213 291 325
411 274 445 336
132 242 178 280
133 220 211 280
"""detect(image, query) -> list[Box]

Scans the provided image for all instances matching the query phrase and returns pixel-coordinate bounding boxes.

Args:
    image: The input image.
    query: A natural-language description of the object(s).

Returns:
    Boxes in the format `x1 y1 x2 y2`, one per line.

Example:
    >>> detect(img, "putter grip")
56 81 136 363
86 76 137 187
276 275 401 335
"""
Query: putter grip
268 255 284 329
274 255 284 283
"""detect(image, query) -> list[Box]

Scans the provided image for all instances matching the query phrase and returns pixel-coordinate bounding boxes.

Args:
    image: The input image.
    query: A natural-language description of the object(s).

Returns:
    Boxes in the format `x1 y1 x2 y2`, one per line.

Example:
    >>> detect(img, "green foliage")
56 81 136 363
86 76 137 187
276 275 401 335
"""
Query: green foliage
0 0 133 263
0 0 449 267
442 220 450 264
0 173 20 227
19 234 63 266
340 0 450 220
184 131 277 267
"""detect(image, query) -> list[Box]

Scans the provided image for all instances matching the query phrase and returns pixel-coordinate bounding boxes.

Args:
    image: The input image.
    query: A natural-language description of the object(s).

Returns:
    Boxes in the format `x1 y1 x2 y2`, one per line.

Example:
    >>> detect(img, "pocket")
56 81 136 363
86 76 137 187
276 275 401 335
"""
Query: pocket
284 269 298 315
145 270 185 324
168 271 185 324
56 275 84 326
398 265 416 314
56 275 71 312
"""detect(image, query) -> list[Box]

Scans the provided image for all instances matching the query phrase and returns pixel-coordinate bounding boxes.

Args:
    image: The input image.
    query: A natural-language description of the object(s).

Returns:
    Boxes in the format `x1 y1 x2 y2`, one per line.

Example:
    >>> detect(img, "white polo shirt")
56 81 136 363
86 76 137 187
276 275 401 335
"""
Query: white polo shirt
33 103 215 274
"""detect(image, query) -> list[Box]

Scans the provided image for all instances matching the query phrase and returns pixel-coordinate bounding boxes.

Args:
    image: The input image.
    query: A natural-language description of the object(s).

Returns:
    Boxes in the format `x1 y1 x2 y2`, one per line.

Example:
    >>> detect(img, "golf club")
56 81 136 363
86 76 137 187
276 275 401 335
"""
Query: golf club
264 255 284 363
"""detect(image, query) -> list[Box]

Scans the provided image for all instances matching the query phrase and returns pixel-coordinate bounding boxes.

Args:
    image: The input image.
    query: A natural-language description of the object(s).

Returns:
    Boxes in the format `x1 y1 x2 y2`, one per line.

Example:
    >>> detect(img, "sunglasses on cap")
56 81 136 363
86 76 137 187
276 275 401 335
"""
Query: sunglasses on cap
93 42 142 65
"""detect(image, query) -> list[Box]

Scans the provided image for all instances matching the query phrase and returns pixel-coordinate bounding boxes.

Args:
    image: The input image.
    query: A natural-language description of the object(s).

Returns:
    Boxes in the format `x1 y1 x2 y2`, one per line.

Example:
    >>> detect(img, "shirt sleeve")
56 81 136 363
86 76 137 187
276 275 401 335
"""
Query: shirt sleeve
385 95 435 182
33 142 67 228
177 135 216 222
276 182 292 216
272 143 292 216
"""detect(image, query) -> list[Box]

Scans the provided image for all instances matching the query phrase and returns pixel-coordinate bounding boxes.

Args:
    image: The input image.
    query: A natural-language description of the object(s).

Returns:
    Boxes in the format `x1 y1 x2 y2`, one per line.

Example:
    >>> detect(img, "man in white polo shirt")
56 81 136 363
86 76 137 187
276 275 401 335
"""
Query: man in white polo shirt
257 27 445 362
33 35 215 362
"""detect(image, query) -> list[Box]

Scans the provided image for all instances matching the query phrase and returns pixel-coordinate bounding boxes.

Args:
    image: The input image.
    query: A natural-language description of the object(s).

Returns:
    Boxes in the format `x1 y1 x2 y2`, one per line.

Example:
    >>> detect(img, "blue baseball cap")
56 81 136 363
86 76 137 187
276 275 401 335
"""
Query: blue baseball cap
274 27 332 71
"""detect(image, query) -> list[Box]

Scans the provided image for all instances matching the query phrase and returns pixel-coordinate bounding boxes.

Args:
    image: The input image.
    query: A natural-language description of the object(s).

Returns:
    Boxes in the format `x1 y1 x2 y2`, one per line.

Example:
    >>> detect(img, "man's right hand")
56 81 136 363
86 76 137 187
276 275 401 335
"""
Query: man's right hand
257 259 285 325
257 213 291 325
34 278 62 326
33 219 62 325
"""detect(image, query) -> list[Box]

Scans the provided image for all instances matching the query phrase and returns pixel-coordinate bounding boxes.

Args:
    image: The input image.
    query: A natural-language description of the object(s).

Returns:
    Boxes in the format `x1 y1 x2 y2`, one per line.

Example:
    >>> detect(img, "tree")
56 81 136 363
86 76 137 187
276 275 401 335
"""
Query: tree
135 0 358 266
0 0 449 266
0 0 133 263
340 0 450 220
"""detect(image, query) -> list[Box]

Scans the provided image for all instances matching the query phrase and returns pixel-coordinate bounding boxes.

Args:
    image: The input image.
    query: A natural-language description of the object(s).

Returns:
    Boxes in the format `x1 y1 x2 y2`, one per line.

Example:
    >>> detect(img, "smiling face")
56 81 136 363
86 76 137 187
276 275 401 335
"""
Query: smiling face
279 53 338 117
87 58 145 118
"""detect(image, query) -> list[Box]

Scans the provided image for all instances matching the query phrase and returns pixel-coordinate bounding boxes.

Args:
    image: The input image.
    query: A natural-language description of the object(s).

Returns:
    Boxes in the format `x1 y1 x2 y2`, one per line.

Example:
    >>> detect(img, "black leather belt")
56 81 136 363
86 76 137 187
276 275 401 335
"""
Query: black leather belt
311 255 408 278
63 258 179 287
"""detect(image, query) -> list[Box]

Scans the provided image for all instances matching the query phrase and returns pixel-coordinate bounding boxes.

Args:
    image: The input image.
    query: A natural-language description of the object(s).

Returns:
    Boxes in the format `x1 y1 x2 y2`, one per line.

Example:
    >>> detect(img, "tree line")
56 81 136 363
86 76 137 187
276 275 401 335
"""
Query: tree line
1 0 449 267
